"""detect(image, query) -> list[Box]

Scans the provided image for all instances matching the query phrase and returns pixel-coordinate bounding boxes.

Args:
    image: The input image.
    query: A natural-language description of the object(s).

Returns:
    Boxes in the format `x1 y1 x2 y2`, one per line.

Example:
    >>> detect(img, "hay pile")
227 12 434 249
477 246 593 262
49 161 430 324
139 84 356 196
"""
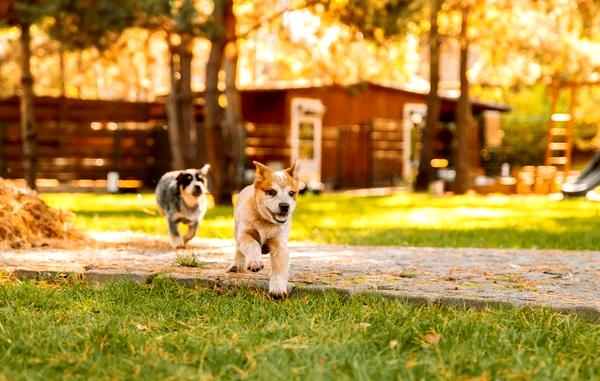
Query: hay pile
0 178 84 249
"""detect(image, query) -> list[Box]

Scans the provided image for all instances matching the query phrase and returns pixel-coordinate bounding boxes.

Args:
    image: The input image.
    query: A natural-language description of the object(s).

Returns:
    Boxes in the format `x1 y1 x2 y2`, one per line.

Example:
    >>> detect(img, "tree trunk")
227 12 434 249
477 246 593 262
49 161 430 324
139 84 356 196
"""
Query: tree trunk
454 5 472 194
415 0 442 192
58 46 66 97
224 44 245 191
179 35 205 166
166 41 186 170
204 0 235 205
19 23 37 190
204 39 228 203
167 36 205 170
57 45 66 137
76 51 83 97
223 0 245 192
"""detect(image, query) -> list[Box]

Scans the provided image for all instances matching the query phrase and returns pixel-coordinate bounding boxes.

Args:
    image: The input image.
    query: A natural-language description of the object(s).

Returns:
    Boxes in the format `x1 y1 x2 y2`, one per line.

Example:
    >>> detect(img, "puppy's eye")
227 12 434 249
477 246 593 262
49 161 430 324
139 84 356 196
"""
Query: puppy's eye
288 191 296 197
196 174 205 183
265 189 276 197
186 174 192 181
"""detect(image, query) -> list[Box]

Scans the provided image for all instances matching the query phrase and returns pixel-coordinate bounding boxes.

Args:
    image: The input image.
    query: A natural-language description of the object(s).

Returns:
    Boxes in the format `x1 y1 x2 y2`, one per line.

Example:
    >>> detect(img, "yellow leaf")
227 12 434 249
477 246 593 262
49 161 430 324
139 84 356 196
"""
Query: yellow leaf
135 323 149 331
424 332 441 344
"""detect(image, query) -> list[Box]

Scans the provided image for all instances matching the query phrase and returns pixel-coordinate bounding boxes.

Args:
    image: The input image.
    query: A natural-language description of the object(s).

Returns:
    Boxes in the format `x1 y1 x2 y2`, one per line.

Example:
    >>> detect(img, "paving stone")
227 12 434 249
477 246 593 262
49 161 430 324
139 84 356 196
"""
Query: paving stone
1 231 599 321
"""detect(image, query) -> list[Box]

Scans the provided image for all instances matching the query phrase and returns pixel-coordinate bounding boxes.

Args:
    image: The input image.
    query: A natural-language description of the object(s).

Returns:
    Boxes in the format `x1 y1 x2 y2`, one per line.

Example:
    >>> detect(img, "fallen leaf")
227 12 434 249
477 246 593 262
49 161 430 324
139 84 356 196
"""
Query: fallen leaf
352 322 371 330
424 332 441 344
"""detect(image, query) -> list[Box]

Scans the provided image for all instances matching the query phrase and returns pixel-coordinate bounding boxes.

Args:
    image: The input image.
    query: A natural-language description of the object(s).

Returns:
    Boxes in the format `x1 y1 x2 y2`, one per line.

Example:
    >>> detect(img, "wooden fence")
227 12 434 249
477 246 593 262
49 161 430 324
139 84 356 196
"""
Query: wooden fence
1 97 407 190
0 121 171 189
0 96 171 190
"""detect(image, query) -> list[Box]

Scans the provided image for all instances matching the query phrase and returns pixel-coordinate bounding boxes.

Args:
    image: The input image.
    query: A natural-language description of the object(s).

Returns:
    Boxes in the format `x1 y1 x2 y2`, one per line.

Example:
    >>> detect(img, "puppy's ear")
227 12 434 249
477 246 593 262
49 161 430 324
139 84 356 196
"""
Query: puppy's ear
285 159 299 179
199 163 210 175
253 161 271 183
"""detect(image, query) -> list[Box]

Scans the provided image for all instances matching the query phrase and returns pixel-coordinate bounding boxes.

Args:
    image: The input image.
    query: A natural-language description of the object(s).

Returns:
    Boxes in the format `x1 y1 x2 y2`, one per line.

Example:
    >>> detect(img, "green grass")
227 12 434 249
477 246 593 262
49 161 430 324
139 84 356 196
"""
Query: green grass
1 276 599 380
9 194 600 378
175 253 201 268
42 192 600 250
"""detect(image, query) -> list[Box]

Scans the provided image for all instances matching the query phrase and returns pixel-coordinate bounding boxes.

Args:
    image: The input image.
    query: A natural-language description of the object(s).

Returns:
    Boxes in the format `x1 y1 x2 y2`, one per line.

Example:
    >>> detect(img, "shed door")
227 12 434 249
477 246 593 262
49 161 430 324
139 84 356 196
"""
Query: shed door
337 125 371 188
291 98 325 184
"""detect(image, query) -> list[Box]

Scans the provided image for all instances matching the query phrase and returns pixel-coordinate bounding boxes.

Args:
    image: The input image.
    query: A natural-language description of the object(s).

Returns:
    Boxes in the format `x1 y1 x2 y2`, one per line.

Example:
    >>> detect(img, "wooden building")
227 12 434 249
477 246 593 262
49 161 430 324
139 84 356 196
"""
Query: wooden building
240 82 510 189
0 82 509 190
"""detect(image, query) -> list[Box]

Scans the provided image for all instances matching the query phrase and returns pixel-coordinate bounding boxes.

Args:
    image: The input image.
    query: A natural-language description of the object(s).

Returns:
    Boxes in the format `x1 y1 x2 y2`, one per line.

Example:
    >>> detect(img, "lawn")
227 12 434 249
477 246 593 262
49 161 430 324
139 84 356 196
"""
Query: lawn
1 276 599 381
13 192 597 380
42 192 600 250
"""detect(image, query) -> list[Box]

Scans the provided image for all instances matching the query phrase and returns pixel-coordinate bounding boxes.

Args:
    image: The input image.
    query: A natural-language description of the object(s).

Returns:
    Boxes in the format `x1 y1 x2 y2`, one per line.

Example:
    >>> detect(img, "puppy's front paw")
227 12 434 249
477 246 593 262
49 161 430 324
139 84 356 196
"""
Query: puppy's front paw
269 289 288 300
227 263 243 273
245 258 264 272
269 277 289 299
171 236 184 249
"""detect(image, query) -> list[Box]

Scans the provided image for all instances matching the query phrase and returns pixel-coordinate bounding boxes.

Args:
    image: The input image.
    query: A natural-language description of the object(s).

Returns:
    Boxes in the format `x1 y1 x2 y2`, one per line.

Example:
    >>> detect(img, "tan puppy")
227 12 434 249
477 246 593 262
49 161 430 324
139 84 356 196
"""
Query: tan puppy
227 160 300 298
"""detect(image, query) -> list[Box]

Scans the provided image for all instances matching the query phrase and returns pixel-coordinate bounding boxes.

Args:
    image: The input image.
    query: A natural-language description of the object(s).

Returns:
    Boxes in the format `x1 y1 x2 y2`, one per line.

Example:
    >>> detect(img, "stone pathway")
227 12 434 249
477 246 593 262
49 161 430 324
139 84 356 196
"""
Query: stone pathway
1 232 599 321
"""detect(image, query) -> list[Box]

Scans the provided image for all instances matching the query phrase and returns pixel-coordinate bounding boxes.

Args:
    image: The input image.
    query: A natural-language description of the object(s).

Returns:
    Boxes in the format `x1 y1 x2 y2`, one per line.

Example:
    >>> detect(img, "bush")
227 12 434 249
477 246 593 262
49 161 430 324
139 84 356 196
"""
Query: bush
498 114 548 166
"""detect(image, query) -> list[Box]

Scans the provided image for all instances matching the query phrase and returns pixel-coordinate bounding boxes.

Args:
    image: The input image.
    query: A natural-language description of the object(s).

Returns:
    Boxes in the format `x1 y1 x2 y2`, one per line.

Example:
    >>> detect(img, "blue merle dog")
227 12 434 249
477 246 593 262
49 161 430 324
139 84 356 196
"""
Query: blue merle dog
155 165 210 248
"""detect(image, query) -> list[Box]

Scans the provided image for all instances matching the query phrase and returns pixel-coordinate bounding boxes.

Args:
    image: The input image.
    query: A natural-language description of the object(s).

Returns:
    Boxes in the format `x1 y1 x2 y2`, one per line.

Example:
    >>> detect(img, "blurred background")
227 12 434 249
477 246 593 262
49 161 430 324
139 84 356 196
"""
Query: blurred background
1 0 600 204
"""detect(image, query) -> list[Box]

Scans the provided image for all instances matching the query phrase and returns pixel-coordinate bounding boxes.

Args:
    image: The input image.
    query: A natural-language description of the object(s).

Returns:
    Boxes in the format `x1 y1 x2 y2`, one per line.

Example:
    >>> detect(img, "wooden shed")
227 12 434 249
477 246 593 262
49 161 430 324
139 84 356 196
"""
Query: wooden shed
240 82 510 189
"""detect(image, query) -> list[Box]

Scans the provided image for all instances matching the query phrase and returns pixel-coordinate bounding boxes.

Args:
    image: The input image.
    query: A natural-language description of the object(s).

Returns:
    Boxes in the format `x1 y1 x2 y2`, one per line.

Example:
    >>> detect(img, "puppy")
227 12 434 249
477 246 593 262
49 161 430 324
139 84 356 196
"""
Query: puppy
155 165 210 248
227 160 300 298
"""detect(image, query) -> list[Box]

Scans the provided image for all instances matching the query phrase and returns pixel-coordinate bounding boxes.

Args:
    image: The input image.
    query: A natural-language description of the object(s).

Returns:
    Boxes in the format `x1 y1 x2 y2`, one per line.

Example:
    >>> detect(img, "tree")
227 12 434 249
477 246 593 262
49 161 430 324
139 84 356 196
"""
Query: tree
453 3 471 193
446 0 600 192
3 0 48 189
105 0 207 171
136 0 244 204
3 0 143 189
324 0 439 191
4 0 238 202
323 0 448 191
467 0 600 88
223 5 245 193
415 0 442 191
203 0 228 204
127 0 248 204
166 1 206 170
166 32 202 170
204 0 244 205
19 20 36 190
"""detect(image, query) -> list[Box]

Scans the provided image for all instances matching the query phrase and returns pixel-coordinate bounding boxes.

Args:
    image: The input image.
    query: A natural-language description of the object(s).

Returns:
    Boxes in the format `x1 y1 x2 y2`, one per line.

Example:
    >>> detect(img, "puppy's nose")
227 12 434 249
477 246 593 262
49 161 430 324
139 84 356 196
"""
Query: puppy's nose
279 202 290 213
193 185 202 194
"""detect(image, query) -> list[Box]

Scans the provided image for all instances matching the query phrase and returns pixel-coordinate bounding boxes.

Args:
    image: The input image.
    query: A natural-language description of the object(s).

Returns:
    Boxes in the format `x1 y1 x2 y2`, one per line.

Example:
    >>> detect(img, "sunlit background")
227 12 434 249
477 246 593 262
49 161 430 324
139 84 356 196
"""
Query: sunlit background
1 0 598 101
